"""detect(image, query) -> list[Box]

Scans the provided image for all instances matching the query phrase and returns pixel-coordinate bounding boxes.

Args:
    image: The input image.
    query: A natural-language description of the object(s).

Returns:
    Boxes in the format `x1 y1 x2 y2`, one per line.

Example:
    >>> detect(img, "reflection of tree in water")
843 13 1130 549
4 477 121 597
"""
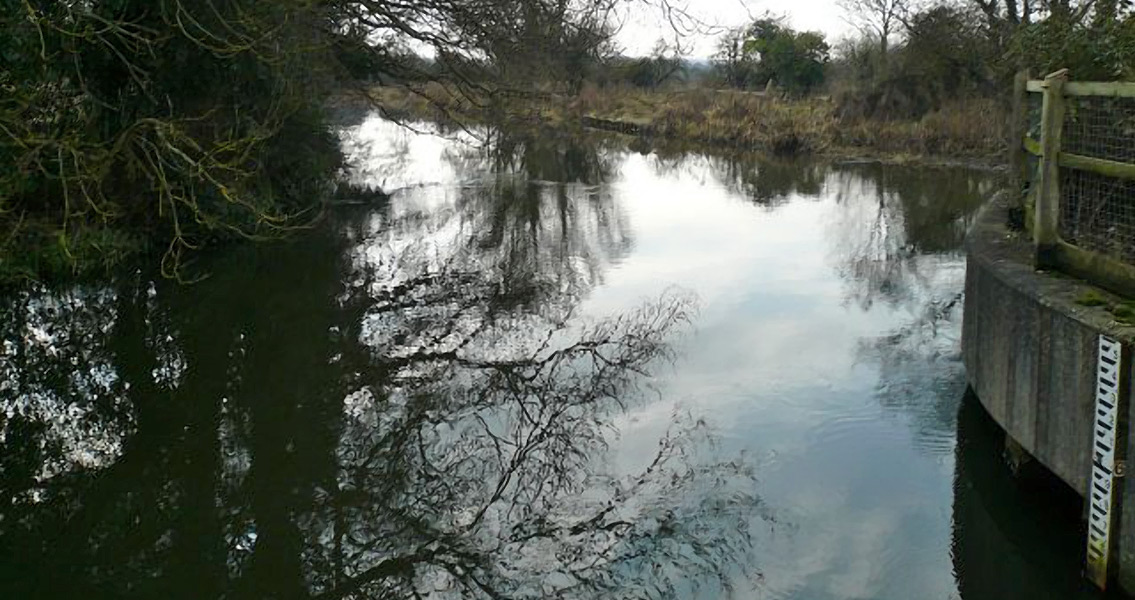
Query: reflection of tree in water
323 286 754 598
827 168 919 311
855 279 967 453
0 287 132 492
323 165 756 596
827 164 991 311
839 165 993 449
0 126 759 598
477 128 617 186
715 155 826 207
354 129 632 312
339 119 476 192
338 118 619 196
646 148 826 208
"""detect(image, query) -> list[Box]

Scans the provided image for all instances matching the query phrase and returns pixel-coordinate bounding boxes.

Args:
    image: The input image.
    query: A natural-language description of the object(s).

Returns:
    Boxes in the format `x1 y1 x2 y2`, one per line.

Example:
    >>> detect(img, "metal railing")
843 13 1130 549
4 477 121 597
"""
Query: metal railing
1018 70 1135 297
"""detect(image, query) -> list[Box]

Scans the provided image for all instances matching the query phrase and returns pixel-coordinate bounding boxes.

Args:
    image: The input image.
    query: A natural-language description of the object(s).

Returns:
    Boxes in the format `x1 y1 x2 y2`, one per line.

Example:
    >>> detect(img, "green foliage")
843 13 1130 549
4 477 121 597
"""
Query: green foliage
737 18 831 94
904 7 996 97
624 55 683 89
1 0 680 285
707 17 831 93
713 27 763 89
832 0 1135 124
1010 16 1135 80
0 0 350 282
832 5 996 120
1111 301 1135 324
1070 289 1135 324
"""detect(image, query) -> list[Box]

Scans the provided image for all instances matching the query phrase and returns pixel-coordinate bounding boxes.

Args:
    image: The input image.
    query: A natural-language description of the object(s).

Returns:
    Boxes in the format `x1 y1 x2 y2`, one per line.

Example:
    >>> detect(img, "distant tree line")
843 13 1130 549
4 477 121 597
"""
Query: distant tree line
703 0 1135 117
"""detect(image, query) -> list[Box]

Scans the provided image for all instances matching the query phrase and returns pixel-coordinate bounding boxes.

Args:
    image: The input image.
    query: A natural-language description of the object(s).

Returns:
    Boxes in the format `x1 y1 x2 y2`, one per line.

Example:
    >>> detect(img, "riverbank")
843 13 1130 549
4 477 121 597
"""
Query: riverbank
2 90 1002 288
363 84 1006 167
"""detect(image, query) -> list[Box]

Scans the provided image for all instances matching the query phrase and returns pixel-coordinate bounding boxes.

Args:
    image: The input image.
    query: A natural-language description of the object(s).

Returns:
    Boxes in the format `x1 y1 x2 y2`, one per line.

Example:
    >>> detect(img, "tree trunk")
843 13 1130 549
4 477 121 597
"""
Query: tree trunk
879 27 889 68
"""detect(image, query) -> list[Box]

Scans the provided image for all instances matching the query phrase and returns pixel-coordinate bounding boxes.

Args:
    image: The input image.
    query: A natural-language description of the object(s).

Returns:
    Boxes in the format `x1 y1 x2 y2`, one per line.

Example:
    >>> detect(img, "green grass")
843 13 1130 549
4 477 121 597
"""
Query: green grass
1069 289 1135 325
1076 289 1110 307
1112 301 1135 325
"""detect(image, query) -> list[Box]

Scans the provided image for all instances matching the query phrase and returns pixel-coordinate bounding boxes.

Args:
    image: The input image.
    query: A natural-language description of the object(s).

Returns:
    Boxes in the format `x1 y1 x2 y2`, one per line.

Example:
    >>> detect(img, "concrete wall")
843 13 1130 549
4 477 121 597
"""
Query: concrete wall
962 194 1135 592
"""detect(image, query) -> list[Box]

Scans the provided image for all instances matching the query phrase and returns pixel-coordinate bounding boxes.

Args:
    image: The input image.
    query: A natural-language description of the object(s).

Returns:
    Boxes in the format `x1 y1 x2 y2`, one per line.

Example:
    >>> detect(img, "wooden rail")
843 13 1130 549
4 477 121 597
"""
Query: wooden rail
1016 71 1135 299
1028 79 1135 97
1023 137 1135 180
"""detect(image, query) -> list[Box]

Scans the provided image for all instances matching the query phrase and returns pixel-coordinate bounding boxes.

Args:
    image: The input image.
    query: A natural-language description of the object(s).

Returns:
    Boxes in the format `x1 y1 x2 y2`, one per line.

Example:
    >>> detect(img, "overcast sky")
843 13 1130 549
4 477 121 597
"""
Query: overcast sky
616 0 855 58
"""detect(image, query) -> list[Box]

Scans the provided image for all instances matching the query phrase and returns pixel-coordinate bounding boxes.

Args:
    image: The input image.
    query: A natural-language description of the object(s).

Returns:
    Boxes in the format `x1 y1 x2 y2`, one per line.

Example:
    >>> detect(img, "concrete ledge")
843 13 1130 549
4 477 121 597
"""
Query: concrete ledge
962 193 1135 591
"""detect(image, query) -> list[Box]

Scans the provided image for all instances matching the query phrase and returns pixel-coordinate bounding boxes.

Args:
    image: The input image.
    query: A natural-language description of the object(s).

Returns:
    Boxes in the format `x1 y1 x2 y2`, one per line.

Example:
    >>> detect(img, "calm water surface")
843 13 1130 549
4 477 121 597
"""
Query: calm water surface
0 116 1109 599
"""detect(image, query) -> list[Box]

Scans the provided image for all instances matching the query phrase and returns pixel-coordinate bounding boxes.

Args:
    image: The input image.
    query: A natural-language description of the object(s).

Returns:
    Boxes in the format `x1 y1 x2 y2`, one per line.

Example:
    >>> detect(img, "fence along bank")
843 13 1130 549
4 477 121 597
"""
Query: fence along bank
964 70 1135 593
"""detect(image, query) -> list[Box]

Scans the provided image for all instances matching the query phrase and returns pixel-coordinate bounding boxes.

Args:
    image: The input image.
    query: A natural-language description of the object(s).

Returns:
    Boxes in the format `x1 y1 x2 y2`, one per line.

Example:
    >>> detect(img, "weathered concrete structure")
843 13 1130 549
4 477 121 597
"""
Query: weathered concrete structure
963 193 1135 592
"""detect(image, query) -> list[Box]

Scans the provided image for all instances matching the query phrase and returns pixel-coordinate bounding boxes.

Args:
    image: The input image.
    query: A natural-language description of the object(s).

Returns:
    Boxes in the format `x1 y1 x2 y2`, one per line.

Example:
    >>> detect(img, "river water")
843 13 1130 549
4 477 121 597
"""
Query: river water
0 115 1110 599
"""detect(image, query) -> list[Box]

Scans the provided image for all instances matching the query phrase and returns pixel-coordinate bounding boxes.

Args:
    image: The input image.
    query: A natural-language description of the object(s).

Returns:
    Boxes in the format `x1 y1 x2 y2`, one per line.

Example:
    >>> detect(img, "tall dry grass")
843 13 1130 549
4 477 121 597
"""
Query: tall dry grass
368 83 1003 159
565 86 999 158
569 87 836 154
835 98 1003 157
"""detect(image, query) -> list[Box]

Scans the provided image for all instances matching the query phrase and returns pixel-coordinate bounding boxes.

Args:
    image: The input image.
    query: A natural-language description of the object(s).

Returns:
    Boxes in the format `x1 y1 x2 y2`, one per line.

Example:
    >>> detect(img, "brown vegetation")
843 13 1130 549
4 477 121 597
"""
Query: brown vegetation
368 84 1005 162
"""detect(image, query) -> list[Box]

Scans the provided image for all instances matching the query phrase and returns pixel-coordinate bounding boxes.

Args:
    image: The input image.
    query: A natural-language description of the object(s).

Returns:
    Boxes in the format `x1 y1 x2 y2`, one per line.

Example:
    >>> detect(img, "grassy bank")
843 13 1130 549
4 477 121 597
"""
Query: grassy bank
369 84 1005 164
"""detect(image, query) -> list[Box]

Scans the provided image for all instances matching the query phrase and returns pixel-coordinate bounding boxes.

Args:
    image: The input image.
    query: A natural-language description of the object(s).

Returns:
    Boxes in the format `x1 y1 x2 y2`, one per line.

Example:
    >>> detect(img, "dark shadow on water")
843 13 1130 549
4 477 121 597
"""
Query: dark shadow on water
0 129 762 599
953 391 1115 600
3 119 1096 600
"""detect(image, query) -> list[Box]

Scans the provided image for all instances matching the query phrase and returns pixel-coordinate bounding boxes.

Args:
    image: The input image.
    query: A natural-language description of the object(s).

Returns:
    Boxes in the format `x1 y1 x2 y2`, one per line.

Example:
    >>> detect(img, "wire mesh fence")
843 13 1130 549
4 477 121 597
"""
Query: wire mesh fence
1059 167 1135 264
1025 87 1135 274
1060 95 1135 262
1063 95 1135 164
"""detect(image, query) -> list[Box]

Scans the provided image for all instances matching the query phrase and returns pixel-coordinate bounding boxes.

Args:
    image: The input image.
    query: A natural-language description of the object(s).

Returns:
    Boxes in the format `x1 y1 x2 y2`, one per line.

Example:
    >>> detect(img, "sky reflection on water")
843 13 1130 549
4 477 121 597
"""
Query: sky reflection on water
0 115 1106 600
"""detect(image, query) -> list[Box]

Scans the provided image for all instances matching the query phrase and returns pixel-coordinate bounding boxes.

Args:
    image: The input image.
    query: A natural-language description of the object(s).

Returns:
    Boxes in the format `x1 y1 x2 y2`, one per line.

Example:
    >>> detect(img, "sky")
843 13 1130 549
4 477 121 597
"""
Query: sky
616 0 855 58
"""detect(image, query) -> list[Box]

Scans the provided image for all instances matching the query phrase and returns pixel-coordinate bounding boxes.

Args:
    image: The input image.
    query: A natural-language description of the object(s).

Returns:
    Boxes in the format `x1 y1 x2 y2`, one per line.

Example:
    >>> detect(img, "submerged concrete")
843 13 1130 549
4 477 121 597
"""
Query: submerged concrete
963 193 1135 592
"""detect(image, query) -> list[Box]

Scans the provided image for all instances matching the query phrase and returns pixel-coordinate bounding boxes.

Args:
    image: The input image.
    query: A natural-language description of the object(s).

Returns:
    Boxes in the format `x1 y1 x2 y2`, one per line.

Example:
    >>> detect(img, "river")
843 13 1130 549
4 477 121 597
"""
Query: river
0 115 1110 599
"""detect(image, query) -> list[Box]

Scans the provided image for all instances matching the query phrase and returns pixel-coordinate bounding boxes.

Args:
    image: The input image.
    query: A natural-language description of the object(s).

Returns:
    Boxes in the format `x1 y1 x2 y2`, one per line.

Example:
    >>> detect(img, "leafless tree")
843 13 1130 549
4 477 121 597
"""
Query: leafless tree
839 0 908 58
714 26 753 88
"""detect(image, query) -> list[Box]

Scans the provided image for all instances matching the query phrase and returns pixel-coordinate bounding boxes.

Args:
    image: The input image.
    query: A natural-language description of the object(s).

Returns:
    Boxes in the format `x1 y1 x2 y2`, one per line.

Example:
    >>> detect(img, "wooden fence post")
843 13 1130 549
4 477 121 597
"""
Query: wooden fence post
1036 69 1069 266
1009 70 1030 201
